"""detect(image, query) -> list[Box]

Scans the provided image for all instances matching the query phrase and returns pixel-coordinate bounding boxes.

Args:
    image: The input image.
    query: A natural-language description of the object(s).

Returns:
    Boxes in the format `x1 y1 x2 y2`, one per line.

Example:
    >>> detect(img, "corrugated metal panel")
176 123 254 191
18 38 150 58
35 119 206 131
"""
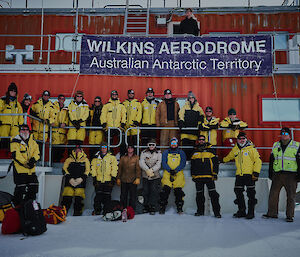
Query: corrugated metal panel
1 73 299 161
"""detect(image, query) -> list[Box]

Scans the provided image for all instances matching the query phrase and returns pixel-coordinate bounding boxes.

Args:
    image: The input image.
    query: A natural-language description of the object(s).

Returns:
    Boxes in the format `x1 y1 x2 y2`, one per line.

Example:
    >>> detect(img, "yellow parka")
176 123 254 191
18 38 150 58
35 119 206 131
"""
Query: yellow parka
0 97 24 127
10 134 40 175
223 141 262 176
100 98 126 130
199 117 220 145
63 150 90 176
220 117 248 142
68 100 89 127
31 99 56 139
141 98 159 126
52 101 68 144
91 152 118 183
123 98 142 136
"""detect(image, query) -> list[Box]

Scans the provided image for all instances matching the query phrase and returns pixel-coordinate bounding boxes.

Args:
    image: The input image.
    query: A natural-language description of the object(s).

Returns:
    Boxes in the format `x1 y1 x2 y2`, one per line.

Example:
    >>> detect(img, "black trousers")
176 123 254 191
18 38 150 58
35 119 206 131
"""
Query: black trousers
142 178 161 210
194 178 220 215
234 175 257 212
94 182 113 213
159 185 185 208
13 173 39 206
141 125 157 146
120 182 137 210
181 138 196 160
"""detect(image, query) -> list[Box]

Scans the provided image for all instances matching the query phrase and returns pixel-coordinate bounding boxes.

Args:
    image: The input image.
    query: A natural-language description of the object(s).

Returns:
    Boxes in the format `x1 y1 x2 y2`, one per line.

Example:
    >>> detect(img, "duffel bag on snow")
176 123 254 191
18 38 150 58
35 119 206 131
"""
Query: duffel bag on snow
0 191 14 222
43 204 67 224
102 200 123 221
1 208 21 234
19 199 47 236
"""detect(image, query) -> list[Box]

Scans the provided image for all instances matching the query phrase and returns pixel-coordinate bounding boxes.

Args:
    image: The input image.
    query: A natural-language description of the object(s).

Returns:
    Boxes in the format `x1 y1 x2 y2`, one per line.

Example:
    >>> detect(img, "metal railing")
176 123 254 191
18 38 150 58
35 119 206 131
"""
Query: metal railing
1 112 299 166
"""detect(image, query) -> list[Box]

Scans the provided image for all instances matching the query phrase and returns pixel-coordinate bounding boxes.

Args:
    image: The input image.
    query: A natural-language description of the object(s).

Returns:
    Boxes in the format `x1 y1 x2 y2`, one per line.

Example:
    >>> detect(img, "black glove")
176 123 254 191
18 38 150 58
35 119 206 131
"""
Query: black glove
102 123 107 130
133 121 139 127
74 120 81 130
121 123 125 129
28 157 36 169
0 120 2 126
169 170 176 182
178 120 184 130
212 174 218 181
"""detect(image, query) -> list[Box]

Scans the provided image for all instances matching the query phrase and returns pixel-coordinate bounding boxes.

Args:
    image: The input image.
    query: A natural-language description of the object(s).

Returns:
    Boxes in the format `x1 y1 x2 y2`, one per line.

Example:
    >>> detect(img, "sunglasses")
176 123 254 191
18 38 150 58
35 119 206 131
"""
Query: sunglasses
76 95 83 98
148 143 156 147
170 141 177 145
101 146 108 149
281 132 289 136
20 128 29 131
198 138 205 141
205 110 212 113
94 100 101 102
238 137 246 140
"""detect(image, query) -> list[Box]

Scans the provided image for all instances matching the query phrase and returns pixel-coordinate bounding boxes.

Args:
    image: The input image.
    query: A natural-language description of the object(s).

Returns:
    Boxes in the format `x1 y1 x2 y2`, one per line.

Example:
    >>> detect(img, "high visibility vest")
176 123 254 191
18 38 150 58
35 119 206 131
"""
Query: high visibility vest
272 140 299 173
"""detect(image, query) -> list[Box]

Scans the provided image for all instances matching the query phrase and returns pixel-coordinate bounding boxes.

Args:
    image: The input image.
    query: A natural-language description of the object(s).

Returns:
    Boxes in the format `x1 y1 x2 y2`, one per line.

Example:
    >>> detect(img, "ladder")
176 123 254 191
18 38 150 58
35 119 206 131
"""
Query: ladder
123 0 150 36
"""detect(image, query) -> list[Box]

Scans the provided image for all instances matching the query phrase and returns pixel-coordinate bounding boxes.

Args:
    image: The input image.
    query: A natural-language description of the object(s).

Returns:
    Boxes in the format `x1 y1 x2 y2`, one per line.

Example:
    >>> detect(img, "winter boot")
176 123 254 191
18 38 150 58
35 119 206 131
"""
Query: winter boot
92 208 101 216
143 205 149 214
176 202 184 214
194 210 204 216
233 210 246 218
246 199 257 219
149 205 155 215
159 205 166 215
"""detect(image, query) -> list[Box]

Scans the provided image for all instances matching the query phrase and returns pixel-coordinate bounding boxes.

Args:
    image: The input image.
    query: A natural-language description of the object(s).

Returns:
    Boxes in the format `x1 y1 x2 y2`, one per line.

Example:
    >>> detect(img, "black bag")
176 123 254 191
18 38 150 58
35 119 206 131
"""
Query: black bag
19 199 47 236
102 200 123 221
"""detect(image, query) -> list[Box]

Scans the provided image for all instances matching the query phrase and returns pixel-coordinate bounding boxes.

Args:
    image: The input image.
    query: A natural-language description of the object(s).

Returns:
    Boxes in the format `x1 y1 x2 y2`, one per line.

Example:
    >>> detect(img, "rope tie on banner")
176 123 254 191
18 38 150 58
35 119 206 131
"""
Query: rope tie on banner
70 72 81 98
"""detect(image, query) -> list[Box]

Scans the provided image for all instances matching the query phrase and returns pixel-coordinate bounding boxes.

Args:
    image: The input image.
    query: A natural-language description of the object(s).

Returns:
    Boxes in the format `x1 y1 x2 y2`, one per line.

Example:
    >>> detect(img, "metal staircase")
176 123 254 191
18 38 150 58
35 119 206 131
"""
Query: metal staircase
123 0 150 36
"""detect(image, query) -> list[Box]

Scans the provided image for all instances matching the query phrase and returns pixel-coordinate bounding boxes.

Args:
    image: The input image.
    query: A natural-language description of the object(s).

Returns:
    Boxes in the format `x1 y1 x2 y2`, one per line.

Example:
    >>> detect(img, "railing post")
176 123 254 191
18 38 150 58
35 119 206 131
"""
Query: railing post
137 127 140 156
42 122 46 167
47 35 51 67
108 127 111 151
291 128 294 140
48 125 52 167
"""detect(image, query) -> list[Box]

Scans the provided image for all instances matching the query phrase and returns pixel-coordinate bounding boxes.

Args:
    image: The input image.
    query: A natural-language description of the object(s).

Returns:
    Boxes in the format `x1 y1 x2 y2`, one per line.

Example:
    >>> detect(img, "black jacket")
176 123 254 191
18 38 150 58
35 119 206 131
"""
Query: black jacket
190 143 219 179
179 17 199 36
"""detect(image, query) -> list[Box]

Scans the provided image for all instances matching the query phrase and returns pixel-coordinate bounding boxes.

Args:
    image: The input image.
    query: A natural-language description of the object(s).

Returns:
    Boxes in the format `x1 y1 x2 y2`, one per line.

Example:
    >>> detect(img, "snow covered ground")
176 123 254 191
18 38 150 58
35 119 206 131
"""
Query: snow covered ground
1 208 300 257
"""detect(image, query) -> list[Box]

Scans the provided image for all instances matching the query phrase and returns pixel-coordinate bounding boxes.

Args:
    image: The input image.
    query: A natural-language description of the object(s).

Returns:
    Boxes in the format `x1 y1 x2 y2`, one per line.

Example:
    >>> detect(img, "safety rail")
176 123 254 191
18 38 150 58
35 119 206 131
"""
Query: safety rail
1 112 299 167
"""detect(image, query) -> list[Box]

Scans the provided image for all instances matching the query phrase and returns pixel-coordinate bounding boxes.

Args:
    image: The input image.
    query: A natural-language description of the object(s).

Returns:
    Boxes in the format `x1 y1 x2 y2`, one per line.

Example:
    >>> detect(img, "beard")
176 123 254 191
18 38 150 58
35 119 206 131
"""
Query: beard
20 131 30 140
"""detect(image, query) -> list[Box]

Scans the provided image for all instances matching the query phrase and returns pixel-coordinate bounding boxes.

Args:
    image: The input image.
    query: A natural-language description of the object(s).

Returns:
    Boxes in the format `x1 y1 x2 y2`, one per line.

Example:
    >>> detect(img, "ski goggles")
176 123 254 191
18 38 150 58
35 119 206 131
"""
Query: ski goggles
281 132 289 136
147 143 156 147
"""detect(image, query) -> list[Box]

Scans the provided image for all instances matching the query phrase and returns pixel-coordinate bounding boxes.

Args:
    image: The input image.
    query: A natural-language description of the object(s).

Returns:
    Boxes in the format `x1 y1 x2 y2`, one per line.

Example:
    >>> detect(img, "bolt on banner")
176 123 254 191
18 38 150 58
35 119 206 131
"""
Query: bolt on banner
80 35 272 77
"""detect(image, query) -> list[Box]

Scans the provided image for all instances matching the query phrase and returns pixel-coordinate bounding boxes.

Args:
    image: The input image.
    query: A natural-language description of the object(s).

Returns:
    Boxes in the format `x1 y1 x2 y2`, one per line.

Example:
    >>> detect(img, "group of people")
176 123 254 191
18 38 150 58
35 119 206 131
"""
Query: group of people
0 82 249 162
1 82 300 222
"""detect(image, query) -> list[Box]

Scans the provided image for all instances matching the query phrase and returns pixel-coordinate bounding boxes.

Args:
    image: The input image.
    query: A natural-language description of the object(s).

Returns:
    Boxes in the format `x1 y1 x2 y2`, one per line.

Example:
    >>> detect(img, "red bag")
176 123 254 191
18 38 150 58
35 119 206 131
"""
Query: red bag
1 208 21 234
43 205 67 224
126 206 135 220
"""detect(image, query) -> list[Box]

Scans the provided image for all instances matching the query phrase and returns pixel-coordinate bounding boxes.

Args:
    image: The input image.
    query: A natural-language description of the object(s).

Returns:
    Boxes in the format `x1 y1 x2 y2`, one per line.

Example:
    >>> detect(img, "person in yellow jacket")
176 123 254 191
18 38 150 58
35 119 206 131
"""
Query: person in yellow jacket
123 89 142 146
263 127 300 222
52 94 68 162
223 132 262 219
0 83 24 151
61 145 90 216
140 88 159 146
10 124 40 205
88 96 104 159
31 90 56 142
100 90 126 155
199 106 219 146
67 90 89 147
90 142 118 215
220 108 247 156
159 137 186 214
178 91 204 159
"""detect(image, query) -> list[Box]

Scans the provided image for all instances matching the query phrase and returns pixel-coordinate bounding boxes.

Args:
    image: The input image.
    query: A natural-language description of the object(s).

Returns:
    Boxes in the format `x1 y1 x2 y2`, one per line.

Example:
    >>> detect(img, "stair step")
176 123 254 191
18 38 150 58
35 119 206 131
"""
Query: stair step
127 27 147 30
127 21 147 25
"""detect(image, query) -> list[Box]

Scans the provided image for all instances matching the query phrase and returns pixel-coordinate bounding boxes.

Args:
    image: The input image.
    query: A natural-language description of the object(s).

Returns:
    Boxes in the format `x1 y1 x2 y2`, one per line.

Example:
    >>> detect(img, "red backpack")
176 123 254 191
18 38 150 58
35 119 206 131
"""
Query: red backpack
1 208 21 234
43 205 67 224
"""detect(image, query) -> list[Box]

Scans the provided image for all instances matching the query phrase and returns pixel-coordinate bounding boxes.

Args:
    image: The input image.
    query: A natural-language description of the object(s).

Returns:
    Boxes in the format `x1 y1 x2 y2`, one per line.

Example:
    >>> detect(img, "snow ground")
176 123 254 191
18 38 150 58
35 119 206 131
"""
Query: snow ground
1 208 300 257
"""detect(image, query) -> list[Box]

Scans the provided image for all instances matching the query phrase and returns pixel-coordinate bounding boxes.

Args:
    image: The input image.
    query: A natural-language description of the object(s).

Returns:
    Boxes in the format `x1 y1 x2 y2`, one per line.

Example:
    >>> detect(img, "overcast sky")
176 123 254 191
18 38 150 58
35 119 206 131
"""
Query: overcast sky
0 0 295 9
